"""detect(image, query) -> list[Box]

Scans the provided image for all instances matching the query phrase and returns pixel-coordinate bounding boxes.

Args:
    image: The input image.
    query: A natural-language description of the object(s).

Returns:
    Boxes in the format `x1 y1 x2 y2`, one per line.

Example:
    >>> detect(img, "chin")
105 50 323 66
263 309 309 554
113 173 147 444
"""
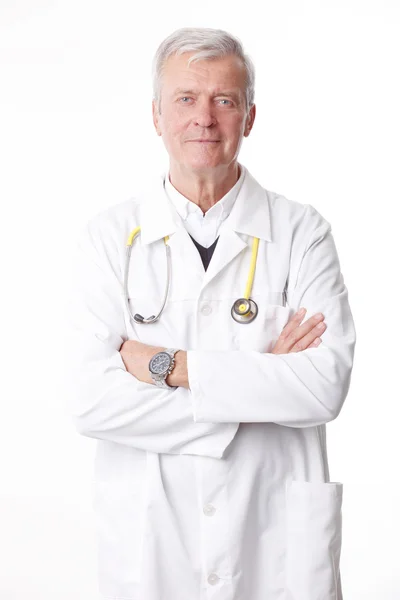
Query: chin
185 155 226 171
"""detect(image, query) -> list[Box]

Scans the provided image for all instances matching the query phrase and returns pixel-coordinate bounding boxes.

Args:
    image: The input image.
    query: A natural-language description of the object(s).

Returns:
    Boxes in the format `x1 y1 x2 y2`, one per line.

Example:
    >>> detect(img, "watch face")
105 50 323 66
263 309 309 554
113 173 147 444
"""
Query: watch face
149 352 171 375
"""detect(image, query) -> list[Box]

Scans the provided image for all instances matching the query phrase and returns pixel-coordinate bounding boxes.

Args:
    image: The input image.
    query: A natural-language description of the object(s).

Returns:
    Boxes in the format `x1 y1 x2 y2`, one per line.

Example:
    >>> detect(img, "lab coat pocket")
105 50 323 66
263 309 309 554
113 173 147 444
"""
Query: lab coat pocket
93 479 146 597
285 480 343 600
236 298 292 352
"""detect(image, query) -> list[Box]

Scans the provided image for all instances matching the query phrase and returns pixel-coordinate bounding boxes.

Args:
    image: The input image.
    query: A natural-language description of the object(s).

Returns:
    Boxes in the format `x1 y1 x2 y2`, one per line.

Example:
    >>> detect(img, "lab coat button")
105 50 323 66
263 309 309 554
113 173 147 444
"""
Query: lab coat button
203 503 216 516
201 304 212 316
207 573 220 585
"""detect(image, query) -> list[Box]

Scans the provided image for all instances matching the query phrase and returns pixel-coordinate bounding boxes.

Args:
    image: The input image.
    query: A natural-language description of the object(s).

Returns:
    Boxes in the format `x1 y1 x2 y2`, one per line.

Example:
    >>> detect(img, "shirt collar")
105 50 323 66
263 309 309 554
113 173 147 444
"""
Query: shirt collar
138 163 272 245
164 163 246 223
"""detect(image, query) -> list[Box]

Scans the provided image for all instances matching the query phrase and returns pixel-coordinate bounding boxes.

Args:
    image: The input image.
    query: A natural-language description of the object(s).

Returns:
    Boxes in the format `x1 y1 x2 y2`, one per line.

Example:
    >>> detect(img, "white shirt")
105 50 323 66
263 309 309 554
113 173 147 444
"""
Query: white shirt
65 164 355 600
164 163 246 247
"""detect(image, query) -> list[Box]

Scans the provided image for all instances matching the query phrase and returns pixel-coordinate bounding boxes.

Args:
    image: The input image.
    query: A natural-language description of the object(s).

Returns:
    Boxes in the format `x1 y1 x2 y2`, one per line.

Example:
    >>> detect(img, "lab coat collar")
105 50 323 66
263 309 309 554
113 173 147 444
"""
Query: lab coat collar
139 163 272 245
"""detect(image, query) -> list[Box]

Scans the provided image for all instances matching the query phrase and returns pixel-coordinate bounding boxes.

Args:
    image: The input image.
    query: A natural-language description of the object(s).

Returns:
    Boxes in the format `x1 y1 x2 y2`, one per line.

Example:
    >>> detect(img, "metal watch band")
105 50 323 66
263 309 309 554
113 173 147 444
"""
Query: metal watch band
152 348 179 389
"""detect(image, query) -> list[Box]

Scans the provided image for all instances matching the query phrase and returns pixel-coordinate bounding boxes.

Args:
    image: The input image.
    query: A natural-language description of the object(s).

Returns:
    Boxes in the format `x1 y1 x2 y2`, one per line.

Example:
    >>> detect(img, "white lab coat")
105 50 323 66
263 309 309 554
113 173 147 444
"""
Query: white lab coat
64 164 356 600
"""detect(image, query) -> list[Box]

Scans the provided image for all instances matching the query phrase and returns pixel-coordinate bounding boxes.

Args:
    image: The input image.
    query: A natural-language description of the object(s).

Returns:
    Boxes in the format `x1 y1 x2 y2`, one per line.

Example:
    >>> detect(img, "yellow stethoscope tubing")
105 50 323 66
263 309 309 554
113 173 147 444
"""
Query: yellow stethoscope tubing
126 226 170 246
124 226 259 323
238 236 259 315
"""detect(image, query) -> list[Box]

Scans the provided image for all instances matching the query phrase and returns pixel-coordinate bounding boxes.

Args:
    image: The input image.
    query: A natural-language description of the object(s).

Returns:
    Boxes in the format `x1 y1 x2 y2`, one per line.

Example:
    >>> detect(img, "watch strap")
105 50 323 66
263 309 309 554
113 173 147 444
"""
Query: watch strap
151 348 179 389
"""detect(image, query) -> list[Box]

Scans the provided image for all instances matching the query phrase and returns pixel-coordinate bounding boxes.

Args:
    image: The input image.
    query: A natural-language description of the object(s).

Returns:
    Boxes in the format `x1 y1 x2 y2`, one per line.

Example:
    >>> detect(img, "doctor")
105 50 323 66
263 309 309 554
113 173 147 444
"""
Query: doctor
65 27 356 600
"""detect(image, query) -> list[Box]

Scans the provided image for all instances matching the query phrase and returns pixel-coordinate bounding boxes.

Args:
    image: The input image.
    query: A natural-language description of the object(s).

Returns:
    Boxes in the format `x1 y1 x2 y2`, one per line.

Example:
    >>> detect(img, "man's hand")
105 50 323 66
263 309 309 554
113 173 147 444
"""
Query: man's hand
120 340 164 385
271 308 326 355
120 340 189 388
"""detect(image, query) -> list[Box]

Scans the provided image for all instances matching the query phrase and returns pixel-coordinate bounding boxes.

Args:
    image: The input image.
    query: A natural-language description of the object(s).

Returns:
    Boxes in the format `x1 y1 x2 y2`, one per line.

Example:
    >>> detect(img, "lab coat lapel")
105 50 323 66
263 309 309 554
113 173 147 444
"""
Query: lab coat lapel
199 168 272 293
138 172 207 292
167 226 206 288
139 167 273 295
138 173 179 245
200 229 247 291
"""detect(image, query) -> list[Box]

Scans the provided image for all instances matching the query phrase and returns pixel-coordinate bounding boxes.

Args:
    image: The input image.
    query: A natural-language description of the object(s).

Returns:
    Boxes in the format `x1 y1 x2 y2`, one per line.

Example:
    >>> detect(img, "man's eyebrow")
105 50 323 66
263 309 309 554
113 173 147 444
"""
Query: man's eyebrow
172 88 241 100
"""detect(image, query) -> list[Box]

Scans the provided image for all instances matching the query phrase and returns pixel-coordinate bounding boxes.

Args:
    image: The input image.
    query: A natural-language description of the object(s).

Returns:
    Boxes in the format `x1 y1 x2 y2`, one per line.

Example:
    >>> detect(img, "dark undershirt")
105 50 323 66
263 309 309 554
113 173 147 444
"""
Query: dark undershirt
188 234 219 271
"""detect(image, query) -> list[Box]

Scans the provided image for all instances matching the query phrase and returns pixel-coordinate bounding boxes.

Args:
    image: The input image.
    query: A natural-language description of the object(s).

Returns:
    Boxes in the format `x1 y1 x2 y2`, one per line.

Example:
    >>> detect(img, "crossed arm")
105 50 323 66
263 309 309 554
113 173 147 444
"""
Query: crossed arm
118 306 328 391
65 209 356 457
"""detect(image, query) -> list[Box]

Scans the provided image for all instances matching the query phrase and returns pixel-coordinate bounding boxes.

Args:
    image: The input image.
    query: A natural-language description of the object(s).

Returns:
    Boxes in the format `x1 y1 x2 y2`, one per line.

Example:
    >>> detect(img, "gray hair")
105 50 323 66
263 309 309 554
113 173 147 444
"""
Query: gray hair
152 27 255 114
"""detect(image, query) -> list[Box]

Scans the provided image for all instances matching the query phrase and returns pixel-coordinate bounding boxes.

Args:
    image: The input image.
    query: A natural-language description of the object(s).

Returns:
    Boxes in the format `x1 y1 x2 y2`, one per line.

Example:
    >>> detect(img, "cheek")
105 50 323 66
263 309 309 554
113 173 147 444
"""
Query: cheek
160 110 181 133
221 116 245 140
167 121 188 143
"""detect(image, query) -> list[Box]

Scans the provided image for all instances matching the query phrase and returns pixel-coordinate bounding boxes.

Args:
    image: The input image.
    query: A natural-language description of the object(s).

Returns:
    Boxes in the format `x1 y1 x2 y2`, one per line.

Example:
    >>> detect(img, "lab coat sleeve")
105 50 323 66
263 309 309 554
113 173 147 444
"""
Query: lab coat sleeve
187 207 356 427
63 218 238 458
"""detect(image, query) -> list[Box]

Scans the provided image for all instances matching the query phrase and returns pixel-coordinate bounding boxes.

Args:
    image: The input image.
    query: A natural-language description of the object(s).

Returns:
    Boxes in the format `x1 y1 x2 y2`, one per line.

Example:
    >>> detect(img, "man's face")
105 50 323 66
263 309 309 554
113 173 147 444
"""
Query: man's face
152 52 256 173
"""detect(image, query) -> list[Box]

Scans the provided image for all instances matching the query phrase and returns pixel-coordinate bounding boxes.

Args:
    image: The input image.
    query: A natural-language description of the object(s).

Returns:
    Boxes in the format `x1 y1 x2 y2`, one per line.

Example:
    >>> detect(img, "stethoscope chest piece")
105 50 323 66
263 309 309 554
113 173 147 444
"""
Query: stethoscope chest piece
231 297 258 324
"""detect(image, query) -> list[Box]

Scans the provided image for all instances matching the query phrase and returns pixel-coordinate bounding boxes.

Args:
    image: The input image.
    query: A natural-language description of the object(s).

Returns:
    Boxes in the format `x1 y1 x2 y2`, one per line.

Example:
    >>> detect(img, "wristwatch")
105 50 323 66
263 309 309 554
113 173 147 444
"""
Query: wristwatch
148 348 179 389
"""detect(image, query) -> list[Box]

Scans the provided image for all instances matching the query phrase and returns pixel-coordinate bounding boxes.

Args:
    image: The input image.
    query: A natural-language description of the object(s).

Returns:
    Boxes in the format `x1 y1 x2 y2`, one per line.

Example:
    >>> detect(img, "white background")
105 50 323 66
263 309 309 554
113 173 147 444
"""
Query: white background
0 0 399 598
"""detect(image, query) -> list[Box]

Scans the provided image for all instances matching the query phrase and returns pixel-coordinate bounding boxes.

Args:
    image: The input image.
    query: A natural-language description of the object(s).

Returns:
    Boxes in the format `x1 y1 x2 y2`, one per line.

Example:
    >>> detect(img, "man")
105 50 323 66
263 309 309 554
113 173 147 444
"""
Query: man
65 27 356 600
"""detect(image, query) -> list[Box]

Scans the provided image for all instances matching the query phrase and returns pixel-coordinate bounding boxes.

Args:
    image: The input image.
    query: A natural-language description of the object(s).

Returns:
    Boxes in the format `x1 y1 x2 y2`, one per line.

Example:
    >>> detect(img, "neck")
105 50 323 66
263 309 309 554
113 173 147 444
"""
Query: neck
168 162 241 214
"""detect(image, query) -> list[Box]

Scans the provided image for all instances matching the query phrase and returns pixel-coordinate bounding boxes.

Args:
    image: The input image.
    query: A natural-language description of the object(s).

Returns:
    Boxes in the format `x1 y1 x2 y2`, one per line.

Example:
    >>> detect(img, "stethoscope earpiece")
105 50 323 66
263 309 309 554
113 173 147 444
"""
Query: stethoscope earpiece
231 297 258 324
133 313 157 324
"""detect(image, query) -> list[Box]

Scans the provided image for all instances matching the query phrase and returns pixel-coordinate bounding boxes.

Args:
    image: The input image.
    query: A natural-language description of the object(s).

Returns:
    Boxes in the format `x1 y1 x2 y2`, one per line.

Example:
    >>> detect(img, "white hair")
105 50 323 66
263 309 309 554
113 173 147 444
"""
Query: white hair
152 27 255 114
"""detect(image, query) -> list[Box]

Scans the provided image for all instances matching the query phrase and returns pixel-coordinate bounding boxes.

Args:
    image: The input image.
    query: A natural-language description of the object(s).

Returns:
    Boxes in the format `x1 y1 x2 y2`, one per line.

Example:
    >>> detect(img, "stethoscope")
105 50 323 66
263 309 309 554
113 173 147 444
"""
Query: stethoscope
123 226 260 325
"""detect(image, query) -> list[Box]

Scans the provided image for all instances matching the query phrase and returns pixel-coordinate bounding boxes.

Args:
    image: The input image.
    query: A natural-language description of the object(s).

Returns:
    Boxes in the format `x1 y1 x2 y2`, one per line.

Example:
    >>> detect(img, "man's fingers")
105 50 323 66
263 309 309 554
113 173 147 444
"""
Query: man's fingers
271 309 326 354
279 308 308 338
289 322 326 352
280 312 325 344
280 310 325 342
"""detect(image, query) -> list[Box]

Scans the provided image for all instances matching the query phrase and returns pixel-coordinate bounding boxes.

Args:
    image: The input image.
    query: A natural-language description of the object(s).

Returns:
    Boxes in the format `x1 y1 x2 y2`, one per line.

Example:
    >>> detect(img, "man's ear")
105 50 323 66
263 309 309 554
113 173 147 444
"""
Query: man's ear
152 100 162 136
244 104 256 138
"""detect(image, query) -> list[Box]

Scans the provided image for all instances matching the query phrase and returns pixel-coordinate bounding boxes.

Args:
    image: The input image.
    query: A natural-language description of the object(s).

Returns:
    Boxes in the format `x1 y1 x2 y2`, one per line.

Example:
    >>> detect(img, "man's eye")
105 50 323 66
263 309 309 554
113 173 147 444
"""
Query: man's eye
180 97 192 103
218 99 232 106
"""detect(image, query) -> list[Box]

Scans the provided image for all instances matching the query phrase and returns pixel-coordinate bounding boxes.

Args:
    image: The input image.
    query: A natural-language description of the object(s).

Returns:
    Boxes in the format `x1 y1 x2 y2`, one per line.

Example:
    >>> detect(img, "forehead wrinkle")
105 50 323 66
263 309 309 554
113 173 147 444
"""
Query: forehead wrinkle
173 86 240 97
179 60 241 82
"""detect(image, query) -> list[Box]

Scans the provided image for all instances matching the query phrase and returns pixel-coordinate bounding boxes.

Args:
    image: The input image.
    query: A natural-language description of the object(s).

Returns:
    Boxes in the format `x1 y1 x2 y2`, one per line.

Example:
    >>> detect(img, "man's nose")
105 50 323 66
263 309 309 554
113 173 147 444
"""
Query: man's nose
192 101 217 127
